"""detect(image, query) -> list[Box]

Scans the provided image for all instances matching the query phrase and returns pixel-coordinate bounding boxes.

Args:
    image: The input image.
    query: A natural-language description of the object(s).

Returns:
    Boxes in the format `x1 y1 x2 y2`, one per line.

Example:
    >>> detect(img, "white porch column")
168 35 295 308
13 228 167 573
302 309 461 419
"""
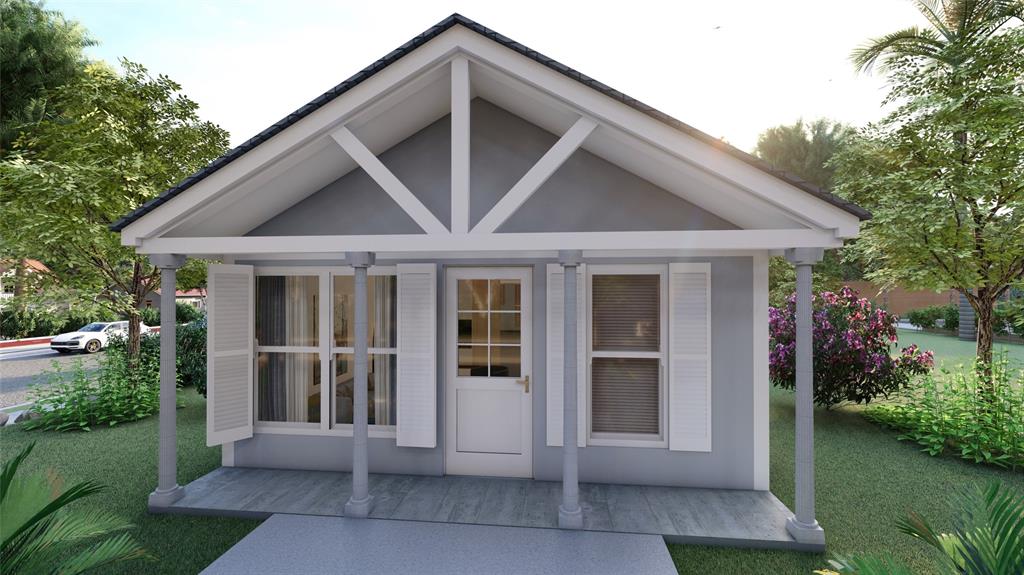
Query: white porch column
784 247 825 545
345 251 375 518
558 250 583 529
148 253 187 508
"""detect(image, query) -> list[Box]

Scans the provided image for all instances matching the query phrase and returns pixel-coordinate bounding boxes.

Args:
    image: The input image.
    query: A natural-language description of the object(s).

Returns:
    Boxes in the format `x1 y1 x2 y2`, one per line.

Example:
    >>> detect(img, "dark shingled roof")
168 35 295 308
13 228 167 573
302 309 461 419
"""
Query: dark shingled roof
110 13 869 232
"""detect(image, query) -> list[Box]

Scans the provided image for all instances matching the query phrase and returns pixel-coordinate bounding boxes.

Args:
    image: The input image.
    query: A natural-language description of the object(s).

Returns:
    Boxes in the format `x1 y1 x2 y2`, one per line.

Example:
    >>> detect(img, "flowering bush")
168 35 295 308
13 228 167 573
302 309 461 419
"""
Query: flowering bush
770 286 934 408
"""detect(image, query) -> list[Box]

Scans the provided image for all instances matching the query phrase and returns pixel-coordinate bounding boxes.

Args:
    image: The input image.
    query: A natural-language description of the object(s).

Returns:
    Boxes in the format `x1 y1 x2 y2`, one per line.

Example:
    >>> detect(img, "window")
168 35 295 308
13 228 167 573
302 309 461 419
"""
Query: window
332 274 397 427
456 279 522 377
255 275 321 424
589 267 666 445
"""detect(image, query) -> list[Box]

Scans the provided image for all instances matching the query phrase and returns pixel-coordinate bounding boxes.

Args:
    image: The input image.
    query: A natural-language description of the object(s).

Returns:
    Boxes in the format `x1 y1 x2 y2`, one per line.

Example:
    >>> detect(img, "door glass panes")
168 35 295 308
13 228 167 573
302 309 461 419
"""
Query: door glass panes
456 278 521 377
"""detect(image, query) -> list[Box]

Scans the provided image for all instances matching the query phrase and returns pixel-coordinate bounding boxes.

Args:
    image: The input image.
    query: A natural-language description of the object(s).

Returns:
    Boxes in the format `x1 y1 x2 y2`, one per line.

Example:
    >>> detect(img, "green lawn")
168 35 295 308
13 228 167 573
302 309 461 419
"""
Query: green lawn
2 371 1022 574
0 389 259 575
896 328 1024 370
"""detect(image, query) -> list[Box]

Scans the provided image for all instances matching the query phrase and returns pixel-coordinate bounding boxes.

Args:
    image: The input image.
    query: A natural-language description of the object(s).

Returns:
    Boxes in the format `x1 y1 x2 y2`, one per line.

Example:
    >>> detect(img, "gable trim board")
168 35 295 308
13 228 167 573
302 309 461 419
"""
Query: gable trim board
112 14 867 249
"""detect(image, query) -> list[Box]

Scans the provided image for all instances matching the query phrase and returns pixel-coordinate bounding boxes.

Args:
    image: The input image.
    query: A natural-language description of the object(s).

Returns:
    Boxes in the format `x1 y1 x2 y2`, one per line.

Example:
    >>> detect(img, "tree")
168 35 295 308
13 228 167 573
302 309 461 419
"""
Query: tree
0 0 95 152
851 0 1023 73
833 28 1024 375
0 60 229 361
753 119 862 306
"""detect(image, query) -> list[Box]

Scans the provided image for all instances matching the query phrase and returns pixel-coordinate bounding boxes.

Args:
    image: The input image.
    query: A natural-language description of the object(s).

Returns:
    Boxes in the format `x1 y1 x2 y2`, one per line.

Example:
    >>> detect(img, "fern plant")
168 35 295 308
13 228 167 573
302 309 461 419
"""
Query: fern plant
1 443 148 574
818 481 1024 575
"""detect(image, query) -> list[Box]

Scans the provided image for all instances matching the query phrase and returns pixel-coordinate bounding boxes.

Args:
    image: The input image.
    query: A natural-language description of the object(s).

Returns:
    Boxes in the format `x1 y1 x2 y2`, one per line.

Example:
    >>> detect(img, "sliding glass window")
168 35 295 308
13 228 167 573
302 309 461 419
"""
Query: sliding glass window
255 275 321 425
332 273 397 428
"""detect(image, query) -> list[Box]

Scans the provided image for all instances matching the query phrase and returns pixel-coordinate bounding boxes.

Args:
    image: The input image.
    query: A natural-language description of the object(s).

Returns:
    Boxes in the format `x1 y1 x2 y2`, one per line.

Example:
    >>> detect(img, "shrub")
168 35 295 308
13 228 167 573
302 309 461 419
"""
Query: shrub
770 286 934 407
139 305 159 327
818 481 1024 575
1 443 149 573
865 356 1024 469
25 334 163 431
0 299 114 339
177 317 206 395
942 302 959 332
905 304 942 327
994 299 1024 337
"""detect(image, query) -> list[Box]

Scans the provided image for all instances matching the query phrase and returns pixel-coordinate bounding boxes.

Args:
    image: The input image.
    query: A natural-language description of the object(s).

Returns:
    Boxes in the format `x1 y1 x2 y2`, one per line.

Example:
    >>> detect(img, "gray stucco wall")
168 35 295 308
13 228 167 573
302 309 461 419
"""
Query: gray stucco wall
231 256 758 490
248 98 734 236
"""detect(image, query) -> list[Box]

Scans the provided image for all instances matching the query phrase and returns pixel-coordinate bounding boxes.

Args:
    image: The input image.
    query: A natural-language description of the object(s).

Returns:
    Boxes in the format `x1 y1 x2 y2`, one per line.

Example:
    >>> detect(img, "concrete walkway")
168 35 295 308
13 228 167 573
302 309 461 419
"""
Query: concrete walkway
200 514 677 575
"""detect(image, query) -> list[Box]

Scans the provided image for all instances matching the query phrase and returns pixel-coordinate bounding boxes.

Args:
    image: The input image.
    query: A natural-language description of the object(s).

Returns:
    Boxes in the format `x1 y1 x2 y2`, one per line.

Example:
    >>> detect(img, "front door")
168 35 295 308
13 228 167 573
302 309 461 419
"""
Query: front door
445 267 532 477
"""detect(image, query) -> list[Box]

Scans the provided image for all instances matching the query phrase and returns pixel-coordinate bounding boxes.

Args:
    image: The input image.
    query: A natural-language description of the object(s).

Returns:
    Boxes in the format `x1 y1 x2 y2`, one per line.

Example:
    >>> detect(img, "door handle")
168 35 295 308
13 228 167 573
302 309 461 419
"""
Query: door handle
517 375 530 393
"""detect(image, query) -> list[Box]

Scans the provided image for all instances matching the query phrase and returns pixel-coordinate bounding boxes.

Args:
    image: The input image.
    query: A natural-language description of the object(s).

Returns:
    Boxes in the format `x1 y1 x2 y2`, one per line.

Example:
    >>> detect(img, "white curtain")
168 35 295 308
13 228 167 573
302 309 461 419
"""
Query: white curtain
372 278 394 425
286 276 313 422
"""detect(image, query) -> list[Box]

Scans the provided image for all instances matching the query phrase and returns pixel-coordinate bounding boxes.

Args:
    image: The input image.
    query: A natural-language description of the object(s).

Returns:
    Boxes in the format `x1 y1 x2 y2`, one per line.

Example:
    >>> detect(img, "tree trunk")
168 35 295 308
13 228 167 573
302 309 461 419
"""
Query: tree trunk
127 308 142 369
973 289 996 387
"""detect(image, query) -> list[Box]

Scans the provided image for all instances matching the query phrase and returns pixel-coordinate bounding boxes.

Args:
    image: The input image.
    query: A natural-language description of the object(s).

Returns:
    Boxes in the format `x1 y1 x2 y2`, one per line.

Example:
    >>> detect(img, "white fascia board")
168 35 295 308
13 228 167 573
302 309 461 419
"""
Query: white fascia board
472 116 597 234
139 229 842 256
446 28 862 237
119 28 467 246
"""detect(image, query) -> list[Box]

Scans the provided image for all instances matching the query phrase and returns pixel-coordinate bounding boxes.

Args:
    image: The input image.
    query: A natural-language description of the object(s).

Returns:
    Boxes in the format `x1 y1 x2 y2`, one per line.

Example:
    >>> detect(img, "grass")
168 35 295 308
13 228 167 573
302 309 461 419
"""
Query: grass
668 386 1024 574
896 328 1024 370
0 388 259 575
2 329 1021 574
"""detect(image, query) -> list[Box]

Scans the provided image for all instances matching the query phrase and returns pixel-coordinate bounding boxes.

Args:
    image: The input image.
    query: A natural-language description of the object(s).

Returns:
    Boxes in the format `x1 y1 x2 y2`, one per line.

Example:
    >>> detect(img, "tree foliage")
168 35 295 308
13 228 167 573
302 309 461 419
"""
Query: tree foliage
753 119 861 306
0 60 228 359
834 28 1024 367
851 0 1023 73
0 0 95 151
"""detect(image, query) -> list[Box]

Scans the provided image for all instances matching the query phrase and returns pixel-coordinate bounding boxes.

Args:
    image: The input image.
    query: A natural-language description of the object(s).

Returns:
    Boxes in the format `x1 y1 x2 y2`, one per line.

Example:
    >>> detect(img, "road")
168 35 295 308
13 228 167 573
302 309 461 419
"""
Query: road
0 346 101 407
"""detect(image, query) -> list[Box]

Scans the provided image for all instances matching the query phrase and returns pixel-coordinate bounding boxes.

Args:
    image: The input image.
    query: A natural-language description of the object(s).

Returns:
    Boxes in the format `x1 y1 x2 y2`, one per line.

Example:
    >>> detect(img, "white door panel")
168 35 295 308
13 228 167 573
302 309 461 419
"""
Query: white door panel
445 267 532 478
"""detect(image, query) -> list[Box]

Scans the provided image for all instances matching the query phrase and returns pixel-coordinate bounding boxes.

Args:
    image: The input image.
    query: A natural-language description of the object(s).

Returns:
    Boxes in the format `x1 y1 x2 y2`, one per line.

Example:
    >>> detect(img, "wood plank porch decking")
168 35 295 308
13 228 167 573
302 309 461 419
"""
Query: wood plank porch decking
160 467 820 551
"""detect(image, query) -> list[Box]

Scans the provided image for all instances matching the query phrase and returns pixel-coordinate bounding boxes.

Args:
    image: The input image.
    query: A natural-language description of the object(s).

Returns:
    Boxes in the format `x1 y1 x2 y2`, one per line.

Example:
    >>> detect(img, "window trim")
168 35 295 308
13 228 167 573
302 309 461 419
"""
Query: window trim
252 265 398 437
586 264 668 448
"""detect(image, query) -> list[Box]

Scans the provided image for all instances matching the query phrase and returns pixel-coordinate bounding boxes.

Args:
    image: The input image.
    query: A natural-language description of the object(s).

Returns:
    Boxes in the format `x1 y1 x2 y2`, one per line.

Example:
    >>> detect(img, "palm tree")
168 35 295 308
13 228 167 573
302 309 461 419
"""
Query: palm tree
852 0 1023 73
1 443 148 574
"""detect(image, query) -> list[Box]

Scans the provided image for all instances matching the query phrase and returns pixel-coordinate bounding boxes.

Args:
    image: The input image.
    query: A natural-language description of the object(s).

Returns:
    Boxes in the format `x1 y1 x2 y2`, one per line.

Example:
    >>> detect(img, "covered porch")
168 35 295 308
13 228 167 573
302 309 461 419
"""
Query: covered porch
157 466 817 551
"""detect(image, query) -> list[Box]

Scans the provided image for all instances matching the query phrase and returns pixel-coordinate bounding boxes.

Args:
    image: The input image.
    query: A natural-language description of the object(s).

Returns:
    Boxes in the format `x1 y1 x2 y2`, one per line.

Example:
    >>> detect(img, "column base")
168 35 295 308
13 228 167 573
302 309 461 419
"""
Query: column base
344 495 374 518
785 516 825 546
558 505 583 530
148 485 185 509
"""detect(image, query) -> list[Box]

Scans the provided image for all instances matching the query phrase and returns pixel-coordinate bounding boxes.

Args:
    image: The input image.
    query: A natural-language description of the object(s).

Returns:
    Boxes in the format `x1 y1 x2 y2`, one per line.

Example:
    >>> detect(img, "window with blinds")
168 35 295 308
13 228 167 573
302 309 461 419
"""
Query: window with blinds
589 271 665 441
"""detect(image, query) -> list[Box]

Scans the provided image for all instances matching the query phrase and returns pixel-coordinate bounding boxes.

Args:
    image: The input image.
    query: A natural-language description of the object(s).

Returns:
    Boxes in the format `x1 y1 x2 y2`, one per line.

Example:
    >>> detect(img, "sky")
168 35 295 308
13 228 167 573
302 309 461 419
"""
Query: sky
49 0 926 152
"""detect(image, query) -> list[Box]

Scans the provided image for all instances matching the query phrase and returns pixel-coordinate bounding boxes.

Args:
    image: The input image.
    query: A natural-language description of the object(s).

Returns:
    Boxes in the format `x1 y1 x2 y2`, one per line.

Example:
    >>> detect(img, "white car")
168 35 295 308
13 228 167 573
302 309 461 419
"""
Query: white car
49 321 151 354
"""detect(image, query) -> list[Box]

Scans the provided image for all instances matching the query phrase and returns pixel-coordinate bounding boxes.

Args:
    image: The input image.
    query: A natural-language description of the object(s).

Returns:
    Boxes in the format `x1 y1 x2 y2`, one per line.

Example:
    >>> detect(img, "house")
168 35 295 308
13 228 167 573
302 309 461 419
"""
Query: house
0 259 50 303
111 14 867 549
142 288 207 311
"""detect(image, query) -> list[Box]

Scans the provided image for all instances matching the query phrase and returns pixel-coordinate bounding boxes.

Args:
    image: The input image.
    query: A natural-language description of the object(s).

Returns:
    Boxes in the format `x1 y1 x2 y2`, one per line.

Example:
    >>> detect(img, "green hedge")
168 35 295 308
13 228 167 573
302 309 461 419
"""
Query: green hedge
139 301 204 327
0 301 117 339
905 304 954 330
905 301 1022 337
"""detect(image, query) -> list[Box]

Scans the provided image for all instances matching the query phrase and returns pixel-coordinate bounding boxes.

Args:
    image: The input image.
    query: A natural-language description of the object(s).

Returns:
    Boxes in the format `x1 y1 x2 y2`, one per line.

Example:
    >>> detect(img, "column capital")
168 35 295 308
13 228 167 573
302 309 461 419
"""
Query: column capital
558 250 584 267
785 248 824 266
149 254 186 270
346 252 376 268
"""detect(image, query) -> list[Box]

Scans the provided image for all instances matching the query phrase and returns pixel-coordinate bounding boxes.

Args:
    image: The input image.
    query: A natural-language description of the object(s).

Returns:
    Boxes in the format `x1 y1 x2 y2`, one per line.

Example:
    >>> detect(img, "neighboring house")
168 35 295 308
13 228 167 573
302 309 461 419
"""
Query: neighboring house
142 288 207 311
0 259 49 303
843 281 957 318
111 15 867 549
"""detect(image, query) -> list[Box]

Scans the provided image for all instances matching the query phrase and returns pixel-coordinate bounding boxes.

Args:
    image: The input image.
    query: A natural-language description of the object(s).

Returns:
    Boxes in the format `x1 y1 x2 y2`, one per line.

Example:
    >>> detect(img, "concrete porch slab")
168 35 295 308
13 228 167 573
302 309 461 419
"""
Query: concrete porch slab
161 467 822 552
200 514 678 575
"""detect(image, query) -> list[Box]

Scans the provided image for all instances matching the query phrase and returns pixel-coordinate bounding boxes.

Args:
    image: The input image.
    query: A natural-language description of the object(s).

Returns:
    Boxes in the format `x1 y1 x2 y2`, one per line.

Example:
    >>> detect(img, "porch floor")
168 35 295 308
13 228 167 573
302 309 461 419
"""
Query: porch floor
162 467 820 551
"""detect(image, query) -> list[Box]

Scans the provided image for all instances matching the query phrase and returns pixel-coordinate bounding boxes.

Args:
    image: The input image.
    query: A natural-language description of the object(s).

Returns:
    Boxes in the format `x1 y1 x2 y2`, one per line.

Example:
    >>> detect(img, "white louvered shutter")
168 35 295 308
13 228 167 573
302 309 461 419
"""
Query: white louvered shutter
546 263 587 447
668 263 712 452
396 263 437 448
207 264 254 446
